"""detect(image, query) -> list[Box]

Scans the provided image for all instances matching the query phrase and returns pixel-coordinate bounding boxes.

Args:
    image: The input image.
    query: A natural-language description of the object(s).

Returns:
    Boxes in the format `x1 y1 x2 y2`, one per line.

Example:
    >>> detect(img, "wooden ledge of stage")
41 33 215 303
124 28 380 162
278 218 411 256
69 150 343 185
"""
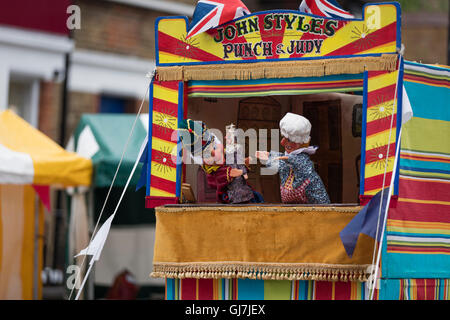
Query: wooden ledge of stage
152 204 373 282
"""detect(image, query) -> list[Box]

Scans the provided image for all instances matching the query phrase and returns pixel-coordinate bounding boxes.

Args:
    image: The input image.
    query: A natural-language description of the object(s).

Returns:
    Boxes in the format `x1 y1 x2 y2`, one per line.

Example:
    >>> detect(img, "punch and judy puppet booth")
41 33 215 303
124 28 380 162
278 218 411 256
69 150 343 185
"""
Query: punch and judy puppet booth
0 110 92 300
145 1 450 300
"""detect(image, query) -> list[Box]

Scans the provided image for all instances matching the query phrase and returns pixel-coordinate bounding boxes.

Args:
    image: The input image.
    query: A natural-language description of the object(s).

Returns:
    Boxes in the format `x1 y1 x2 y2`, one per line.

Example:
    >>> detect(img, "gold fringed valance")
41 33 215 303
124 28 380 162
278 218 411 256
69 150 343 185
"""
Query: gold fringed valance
156 54 398 82
151 205 375 282
152 262 370 282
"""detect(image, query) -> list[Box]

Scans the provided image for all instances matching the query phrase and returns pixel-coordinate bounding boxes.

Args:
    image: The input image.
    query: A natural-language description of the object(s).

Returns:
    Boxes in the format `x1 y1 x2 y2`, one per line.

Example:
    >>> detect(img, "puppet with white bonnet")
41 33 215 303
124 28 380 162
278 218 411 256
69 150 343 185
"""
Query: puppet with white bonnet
256 112 330 204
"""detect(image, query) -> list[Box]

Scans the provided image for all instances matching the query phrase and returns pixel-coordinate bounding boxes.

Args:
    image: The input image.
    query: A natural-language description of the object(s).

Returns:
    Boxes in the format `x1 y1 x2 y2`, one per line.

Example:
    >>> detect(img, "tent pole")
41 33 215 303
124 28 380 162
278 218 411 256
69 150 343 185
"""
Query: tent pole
33 194 40 300
88 187 95 299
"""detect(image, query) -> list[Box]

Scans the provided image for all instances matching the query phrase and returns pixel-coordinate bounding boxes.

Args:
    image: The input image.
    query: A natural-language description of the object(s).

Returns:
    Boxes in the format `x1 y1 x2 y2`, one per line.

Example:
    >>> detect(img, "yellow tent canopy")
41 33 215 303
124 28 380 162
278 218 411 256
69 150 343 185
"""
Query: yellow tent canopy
0 110 92 186
0 110 92 300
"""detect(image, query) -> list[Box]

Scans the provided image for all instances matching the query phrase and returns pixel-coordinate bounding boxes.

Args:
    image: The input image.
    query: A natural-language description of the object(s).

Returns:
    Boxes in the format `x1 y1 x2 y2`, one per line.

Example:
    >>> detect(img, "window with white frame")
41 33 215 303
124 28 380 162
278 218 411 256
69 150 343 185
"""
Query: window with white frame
7 75 40 127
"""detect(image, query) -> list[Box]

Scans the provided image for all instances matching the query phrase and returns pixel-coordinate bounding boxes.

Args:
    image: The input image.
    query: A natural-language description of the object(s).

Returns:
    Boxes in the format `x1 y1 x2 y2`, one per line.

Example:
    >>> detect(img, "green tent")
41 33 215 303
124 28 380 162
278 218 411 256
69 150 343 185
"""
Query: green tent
67 113 164 300
74 113 147 188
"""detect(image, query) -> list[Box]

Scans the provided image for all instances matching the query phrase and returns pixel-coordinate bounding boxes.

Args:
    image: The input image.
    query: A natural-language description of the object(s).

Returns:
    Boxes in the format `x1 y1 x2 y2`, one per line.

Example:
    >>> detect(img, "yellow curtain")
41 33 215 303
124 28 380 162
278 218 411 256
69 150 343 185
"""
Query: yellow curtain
152 206 375 282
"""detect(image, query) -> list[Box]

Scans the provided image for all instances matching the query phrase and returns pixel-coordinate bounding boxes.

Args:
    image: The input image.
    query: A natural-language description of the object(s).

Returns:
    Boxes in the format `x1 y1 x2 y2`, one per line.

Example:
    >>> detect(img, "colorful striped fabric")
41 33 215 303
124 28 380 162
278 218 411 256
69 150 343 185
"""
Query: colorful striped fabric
382 61 450 278
187 74 363 98
403 61 450 90
380 279 450 300
166 278 450 300
166 277 450 300
166 278 367 300
399 63 450 181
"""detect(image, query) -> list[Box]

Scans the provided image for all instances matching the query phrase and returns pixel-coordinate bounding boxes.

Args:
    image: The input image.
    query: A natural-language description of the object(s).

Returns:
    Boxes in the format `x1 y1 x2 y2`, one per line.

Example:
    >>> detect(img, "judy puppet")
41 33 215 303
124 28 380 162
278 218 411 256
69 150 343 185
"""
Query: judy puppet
255 112 330 204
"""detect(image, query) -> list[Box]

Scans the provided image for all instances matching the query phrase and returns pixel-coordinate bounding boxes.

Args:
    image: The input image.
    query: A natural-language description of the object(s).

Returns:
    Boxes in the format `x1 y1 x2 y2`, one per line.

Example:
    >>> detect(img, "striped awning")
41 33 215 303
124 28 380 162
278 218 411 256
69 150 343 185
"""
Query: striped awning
188 74 364 98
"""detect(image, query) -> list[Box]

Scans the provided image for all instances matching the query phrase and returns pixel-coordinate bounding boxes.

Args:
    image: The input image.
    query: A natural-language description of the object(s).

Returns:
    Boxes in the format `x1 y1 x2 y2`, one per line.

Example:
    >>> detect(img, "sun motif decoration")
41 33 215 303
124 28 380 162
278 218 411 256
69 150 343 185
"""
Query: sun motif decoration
175 34 200 61
367 143 392 170
153 147 176 174
351 24 377 51
154 107 177 135
368 95 394 122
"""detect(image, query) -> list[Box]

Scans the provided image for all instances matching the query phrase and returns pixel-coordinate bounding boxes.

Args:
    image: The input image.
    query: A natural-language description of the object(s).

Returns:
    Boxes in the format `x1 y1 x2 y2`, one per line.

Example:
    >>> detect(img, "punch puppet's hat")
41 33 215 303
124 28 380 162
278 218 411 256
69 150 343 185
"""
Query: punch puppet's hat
178 119 215 158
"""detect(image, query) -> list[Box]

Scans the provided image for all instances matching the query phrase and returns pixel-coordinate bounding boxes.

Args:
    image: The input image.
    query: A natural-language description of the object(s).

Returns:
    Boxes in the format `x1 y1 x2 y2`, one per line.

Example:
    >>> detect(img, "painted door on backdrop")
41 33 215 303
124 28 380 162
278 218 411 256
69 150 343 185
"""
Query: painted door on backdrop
237 97 282 203
302 99 343 203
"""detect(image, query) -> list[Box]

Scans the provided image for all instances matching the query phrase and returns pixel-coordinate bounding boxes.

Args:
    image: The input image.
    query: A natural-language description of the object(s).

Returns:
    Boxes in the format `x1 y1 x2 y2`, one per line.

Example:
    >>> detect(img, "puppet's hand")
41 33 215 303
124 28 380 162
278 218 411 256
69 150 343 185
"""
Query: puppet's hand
255 151 269 161
276 156 289 161
243 174 248 180
230 168 243 177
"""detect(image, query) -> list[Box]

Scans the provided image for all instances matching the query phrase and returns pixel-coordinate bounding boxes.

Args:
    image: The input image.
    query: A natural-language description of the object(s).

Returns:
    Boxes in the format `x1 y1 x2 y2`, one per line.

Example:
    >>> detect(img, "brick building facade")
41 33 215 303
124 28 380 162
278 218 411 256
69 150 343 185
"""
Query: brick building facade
64 0 194 145
402 13 448 65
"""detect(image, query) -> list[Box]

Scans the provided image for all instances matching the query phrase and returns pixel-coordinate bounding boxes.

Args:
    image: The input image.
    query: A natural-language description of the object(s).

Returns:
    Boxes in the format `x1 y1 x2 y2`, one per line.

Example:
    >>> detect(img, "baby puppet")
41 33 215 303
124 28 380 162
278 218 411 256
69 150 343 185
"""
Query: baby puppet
255 112 330 204
220 123 257 204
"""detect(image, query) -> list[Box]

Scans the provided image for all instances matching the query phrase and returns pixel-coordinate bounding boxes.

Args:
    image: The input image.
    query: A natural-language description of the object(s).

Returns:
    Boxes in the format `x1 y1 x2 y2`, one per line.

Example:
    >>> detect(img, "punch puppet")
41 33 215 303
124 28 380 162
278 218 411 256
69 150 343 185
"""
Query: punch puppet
179 119 262 204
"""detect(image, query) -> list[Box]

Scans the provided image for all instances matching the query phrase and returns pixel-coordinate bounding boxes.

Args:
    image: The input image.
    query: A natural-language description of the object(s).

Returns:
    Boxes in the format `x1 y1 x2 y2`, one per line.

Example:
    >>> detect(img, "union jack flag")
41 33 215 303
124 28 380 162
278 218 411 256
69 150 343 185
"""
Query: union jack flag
187 0 251 39
299 0 354 19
